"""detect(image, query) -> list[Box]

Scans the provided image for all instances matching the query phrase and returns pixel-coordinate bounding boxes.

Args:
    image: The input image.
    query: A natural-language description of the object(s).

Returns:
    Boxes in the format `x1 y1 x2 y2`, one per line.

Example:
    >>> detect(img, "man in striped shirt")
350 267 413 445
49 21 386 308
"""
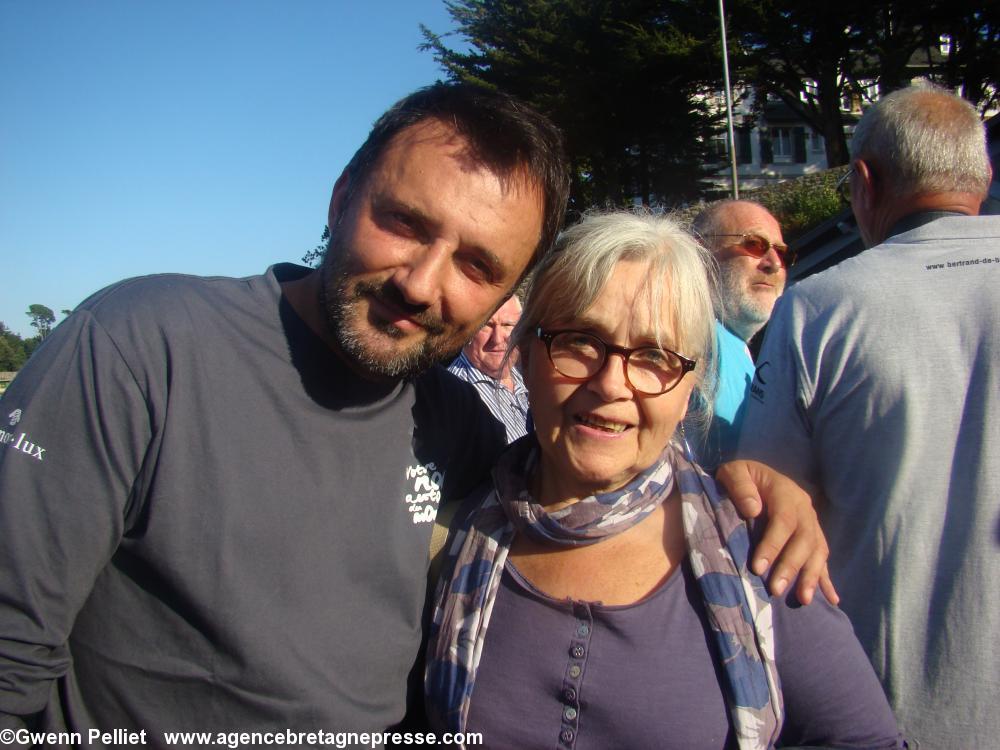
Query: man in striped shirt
448 295 529 442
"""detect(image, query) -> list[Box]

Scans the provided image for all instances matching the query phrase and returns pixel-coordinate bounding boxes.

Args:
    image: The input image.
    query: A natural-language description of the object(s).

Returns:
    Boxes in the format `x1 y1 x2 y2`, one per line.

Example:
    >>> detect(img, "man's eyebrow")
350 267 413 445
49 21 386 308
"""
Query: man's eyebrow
371 193 430 225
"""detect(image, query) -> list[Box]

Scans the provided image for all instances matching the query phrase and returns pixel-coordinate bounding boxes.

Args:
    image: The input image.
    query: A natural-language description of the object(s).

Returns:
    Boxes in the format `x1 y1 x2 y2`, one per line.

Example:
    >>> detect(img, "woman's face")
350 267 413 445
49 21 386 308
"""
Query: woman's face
526 260 696 503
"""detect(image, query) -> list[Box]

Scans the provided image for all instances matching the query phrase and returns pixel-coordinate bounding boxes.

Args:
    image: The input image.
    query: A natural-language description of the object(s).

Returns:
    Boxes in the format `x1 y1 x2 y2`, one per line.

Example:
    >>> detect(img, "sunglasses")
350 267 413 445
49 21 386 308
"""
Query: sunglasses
705 233 796 268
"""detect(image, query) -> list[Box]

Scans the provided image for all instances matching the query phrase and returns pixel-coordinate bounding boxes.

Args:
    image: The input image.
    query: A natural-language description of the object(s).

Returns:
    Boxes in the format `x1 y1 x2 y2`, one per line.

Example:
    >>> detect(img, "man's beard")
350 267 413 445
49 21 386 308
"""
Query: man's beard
319 237 469 379
717 261 779 342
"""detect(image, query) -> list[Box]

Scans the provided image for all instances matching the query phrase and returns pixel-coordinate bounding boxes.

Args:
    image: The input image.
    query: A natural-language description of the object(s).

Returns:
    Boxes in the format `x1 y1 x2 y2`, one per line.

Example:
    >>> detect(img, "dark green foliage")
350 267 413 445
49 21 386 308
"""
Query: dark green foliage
0 336 24 372
725 1 869 167
726 1 1000 166
912 3 1000 116
22 336 43 360
0 323 30 371
422 0 727 209
747 168 847 240
674 167 849 242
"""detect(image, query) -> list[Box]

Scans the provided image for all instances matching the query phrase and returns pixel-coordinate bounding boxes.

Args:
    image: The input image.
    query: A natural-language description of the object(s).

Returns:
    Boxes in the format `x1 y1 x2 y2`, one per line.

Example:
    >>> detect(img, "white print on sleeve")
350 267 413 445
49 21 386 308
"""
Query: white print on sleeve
403 462 445 524
0 429 46 461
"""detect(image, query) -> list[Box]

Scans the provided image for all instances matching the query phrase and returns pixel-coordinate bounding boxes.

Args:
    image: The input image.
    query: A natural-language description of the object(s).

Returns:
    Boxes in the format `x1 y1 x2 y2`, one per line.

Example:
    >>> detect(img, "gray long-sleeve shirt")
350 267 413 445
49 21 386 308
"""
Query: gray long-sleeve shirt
0 264 504 744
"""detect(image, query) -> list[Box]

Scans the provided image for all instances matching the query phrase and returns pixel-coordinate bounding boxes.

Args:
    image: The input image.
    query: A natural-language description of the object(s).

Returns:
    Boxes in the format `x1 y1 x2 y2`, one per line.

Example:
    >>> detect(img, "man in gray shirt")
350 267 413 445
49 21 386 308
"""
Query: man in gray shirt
737 81 997 746
0 83 570 744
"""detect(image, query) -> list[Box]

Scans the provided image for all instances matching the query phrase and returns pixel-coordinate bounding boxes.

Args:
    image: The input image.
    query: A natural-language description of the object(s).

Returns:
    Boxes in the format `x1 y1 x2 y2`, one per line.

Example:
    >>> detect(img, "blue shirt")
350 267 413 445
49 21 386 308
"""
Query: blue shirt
689 321 755 471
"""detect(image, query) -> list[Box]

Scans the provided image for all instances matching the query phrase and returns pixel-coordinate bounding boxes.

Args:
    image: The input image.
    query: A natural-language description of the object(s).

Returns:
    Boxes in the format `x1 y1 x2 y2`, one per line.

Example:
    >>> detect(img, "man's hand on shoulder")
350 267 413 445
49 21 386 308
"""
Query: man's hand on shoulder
716 459 838 606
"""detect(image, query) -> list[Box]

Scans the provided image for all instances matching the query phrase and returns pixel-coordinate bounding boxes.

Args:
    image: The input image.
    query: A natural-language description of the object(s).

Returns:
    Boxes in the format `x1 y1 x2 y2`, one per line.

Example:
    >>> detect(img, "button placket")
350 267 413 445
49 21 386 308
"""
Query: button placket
558 602 593 749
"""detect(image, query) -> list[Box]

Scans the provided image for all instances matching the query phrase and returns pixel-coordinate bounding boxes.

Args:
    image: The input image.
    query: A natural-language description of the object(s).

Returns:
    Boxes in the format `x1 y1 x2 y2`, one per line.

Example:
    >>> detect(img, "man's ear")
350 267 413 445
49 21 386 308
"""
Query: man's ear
328 170 352 230
854 159 878 213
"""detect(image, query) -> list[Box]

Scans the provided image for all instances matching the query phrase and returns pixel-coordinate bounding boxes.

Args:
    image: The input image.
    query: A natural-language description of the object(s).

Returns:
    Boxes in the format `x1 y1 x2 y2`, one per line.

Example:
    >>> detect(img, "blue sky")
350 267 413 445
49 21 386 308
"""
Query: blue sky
1 1 463 338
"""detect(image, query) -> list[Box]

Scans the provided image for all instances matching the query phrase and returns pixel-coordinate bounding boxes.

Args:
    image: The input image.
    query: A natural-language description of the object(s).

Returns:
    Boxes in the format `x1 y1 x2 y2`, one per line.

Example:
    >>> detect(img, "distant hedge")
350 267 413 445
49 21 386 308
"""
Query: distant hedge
677 166 850 242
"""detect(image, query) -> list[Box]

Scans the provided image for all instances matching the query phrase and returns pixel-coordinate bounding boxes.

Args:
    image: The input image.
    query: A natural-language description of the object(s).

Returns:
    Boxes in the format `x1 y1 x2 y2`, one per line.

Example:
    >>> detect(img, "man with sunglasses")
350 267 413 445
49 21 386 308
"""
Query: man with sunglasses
689 200 790 470
737 82 997 747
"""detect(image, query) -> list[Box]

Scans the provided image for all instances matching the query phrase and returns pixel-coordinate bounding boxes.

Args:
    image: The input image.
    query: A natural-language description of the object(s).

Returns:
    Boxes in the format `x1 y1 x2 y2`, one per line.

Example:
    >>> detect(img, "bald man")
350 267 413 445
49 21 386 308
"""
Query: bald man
689 200 790 469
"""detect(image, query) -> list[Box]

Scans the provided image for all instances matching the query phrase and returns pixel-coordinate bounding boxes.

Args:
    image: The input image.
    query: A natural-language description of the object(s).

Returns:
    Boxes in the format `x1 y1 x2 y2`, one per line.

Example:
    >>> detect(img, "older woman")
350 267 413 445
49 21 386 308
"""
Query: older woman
425 210 901 749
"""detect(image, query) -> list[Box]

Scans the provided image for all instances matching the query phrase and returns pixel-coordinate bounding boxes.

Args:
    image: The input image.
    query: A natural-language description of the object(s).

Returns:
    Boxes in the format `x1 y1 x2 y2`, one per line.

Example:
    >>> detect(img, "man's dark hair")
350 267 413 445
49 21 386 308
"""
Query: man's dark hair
342 82 570 272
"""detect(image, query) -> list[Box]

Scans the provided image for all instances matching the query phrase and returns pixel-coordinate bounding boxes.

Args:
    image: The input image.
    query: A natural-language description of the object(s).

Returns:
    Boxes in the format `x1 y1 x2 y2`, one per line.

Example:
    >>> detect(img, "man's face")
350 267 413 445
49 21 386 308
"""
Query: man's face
464 295 522 380
320 120 544 380
712 204 786 342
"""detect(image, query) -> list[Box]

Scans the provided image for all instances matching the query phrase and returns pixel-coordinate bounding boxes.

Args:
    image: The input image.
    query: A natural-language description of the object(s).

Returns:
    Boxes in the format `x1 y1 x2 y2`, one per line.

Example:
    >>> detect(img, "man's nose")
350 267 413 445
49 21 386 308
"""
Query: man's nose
487 324 505 347
759 246 783 273
392 242 450 308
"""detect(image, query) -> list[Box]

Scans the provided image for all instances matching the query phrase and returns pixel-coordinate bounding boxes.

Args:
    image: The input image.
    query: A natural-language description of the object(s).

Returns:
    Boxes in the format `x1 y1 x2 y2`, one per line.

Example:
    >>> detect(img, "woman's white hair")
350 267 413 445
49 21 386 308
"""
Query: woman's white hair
512 208 718 433
850 80 990 198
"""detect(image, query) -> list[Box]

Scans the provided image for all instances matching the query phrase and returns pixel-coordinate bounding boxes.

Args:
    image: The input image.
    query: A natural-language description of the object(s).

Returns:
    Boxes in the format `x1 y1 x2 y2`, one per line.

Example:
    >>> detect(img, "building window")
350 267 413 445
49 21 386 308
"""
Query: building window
809 131 824 153
771 128 792 161
713 128 754 165
711 134 729 161
737 128 753 164
771 127 793 159
769 127 807 163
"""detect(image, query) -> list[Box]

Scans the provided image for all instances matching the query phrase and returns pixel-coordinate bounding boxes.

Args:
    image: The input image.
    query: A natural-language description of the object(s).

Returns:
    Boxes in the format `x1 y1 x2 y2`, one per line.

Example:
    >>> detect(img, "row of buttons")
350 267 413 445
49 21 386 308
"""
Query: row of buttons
559 605 593 749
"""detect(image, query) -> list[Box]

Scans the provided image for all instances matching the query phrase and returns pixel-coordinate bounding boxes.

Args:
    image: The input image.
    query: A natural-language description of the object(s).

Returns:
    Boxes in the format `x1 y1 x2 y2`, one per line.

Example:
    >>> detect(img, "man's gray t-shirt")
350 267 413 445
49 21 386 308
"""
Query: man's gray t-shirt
0 264 505 741
737 215 1000 747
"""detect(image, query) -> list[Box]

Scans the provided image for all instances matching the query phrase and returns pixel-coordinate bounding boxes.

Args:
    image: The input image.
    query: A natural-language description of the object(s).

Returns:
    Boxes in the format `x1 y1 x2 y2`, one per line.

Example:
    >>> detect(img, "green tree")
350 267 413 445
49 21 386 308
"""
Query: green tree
727 1 1000 167
0 323 28 371
302 225 330 268
0 337 23 372
22 336 43 360
26 304 56 339
727 2 884 167
422 0 725 208
914 3 1000 116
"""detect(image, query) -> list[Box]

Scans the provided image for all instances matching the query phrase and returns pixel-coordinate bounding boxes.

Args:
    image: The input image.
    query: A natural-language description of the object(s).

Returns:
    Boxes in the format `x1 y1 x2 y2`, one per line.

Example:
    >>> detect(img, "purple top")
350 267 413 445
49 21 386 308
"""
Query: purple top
465 560 902 750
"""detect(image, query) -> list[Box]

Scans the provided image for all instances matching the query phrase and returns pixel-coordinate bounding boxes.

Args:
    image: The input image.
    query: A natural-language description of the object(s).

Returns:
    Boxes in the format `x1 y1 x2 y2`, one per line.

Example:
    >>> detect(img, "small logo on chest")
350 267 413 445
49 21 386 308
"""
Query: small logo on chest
403 462 444 524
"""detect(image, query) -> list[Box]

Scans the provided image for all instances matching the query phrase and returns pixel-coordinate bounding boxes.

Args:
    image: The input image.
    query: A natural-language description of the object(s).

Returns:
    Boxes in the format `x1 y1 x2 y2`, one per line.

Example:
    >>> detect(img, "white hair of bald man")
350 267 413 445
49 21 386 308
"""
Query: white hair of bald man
850 80 990 199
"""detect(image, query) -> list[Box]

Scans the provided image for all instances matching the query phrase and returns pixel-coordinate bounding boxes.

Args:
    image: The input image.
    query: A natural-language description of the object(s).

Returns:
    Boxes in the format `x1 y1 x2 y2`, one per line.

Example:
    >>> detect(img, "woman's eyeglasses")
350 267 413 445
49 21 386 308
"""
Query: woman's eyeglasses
704 233 796 268
536 328 696 396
